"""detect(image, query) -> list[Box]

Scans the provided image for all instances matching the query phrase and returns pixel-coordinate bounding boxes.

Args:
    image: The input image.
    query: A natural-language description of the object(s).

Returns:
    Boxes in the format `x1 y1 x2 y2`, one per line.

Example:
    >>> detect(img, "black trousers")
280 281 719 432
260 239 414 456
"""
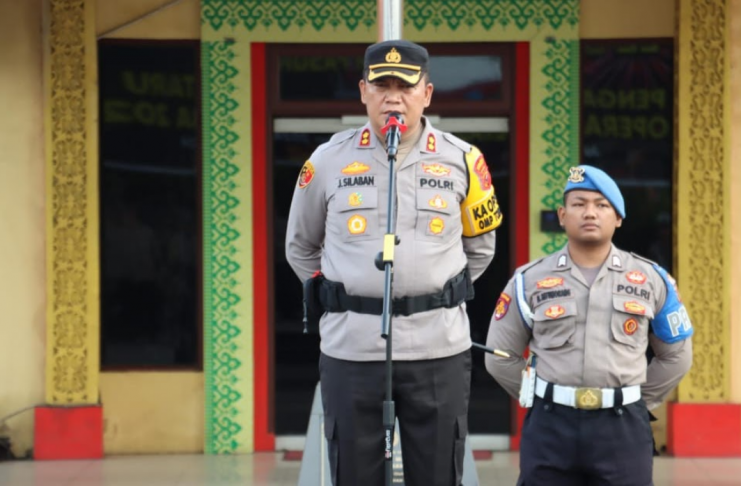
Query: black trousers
319 350 472 486
519 396 654 486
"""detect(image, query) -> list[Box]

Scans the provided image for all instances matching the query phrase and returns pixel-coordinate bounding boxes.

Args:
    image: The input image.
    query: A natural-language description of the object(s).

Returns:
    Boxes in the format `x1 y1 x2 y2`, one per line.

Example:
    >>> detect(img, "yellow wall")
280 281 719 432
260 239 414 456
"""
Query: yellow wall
3 0 718 457
731 0 741 403
101 373 204 453
95 0 203 453
0 0 46 457
581 0 675 38
97 0 200 39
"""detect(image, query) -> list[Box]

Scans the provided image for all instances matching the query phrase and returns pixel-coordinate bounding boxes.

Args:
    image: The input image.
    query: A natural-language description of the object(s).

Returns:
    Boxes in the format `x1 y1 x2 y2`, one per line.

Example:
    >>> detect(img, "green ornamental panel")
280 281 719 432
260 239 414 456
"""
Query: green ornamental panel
406 0 578 36
201 1 577 40
201 0 579 453
530 38 580 257
202 40 254 454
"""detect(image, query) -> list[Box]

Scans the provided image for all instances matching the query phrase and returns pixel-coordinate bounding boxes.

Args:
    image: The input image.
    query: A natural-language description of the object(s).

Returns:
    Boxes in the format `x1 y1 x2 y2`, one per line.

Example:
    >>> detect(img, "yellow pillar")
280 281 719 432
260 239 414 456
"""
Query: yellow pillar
730 0 741 403
671 0 741 456
45 0 100 404
676 0 730 404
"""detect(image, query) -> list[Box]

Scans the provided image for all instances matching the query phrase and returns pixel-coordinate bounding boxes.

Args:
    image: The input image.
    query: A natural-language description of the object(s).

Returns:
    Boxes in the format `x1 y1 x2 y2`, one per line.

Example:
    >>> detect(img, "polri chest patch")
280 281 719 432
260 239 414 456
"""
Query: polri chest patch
419 178 455 191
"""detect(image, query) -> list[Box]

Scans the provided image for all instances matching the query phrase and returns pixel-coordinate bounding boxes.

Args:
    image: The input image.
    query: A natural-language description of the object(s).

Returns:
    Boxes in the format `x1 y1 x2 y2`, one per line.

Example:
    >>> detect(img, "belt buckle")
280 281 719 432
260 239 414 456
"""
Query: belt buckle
575 387 602 410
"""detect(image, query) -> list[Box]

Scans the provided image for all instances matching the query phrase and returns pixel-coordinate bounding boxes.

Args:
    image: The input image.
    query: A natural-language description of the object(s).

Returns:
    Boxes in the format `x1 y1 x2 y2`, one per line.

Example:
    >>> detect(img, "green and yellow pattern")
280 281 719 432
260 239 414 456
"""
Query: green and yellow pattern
201 0 580 453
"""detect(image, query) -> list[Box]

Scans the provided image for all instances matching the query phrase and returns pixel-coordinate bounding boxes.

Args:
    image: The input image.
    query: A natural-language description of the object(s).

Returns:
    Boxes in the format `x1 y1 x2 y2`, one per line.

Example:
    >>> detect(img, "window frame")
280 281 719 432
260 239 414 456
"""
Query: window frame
97 38 204 372
267 42 514 117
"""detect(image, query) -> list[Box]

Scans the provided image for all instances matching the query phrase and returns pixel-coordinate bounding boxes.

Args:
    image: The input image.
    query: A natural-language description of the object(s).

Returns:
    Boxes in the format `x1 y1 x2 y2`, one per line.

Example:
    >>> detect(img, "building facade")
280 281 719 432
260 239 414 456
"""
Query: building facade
1 0 740 457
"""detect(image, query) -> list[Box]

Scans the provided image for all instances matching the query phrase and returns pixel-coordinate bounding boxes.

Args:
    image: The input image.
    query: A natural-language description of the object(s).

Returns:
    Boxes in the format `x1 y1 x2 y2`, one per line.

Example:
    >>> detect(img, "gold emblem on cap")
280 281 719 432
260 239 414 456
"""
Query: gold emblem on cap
385 48 402 63
568 167 585 183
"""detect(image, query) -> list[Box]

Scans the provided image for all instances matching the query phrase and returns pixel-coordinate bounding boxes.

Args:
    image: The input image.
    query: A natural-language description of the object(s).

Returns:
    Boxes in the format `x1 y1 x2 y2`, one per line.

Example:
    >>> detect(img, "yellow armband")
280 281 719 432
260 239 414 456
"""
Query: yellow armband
460 147 503 237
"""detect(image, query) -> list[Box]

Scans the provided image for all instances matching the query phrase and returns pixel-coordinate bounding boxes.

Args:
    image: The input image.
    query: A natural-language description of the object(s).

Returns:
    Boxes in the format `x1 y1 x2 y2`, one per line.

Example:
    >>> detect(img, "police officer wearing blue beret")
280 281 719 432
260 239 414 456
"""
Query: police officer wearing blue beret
485 165 693 485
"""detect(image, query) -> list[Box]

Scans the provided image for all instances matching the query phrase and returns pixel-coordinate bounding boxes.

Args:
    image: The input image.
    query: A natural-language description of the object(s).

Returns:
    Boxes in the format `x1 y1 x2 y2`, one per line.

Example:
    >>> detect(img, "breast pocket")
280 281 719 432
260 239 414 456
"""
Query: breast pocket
532 300 577 349
610 295 653 347
414 189 457 243
331 187 379 242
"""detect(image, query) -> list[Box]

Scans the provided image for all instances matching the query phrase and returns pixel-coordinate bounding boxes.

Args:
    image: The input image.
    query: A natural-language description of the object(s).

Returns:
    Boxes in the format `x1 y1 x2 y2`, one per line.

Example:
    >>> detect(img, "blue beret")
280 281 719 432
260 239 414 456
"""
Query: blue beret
564 165 625 218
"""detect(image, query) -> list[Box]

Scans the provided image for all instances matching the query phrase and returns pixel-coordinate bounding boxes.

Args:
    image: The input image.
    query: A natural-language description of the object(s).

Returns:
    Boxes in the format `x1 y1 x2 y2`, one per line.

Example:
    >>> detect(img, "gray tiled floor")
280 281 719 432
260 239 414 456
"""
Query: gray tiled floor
1 452 741 485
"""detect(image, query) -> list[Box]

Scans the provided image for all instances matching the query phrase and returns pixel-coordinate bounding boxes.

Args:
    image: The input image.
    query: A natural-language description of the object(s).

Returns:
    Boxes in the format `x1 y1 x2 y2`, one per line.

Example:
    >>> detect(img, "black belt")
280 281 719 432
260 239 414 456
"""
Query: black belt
318 267 474 317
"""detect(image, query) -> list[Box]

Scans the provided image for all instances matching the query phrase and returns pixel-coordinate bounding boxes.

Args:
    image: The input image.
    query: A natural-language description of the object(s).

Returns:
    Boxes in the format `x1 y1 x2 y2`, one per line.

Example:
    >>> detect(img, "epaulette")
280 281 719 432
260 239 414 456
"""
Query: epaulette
630 252 659 267
629 252 668 275
442 131 472 153
328 128 356 145
312 128 358 158
515 257 546 276
512 257 546 332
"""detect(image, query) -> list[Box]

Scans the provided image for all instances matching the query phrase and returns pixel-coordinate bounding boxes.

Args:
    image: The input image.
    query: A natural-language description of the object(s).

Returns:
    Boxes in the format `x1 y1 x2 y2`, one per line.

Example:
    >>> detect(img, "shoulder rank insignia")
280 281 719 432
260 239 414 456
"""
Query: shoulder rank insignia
359 128 371 147
298 161 315 189
426 133 436 152
342 161 370 175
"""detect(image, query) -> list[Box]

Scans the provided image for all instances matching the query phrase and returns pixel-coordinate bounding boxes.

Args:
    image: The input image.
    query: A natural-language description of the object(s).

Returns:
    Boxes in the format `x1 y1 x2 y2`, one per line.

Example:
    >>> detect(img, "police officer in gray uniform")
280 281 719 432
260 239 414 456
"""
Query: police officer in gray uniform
485 165 693 486
286 40 502 485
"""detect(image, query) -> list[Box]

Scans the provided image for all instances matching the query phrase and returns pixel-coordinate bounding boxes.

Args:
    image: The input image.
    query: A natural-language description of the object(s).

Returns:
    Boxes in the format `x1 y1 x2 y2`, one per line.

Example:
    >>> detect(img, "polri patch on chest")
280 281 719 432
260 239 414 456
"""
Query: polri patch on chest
419 177 455 191
614 283 651 301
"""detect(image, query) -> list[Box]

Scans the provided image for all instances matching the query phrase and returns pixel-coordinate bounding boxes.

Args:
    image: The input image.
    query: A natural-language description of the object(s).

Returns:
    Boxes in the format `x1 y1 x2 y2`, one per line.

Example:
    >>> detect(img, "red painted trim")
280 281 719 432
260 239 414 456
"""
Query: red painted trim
514 42 530 269
667 402 741 457
510 41 530 451
34 406 103 460
251 42 275 451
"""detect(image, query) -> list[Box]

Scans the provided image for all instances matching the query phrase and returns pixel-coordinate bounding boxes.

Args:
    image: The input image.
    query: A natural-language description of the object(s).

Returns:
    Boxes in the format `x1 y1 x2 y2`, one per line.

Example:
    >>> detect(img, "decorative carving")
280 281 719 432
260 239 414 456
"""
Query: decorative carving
202 41 245 454
47 0 97 404
201 0 578 34
677 0 728 401
407 0 579 32
202 0 376 32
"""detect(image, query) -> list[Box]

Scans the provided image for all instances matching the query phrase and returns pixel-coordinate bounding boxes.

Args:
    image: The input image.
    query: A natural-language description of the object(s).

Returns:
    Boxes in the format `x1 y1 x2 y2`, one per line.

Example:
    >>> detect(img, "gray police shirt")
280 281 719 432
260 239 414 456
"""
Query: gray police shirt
286 118 499 361
485 245 693 410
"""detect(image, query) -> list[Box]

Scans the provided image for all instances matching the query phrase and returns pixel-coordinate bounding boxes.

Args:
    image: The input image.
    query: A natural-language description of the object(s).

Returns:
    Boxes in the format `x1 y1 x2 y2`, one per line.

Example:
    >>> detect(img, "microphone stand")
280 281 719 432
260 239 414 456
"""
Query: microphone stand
376 113 406 486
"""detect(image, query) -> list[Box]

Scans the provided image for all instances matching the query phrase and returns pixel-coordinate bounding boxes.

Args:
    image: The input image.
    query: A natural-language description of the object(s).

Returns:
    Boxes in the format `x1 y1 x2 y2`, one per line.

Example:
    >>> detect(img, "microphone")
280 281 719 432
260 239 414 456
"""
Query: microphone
380 112 407 158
